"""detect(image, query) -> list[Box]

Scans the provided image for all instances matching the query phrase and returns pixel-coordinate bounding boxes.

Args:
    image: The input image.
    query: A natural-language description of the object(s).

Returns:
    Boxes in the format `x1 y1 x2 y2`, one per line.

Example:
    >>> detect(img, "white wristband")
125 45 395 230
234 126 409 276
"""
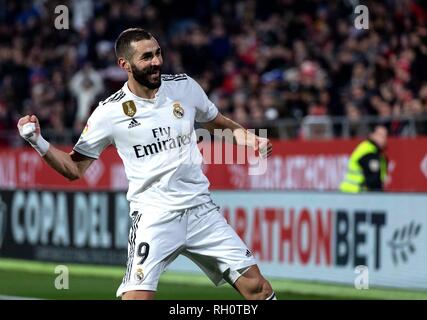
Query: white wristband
29 134 50 157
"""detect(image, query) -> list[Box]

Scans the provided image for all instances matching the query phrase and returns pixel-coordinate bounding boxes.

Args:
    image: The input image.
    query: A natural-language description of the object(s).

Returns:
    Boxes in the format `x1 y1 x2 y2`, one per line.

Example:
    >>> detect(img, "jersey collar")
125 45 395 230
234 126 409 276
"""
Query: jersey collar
123 81 163 104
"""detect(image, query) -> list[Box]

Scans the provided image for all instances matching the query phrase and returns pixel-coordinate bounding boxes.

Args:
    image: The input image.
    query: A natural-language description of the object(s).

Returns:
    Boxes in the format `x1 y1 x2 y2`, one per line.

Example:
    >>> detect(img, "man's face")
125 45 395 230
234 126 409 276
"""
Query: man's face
372 126 388 149
128 38 163 89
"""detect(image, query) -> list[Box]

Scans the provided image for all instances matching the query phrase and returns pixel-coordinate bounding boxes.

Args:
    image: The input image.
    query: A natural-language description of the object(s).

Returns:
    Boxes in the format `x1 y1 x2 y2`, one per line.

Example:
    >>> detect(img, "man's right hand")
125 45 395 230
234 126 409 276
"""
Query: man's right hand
17 114 50 156
17 114 91 179
17 115 41 144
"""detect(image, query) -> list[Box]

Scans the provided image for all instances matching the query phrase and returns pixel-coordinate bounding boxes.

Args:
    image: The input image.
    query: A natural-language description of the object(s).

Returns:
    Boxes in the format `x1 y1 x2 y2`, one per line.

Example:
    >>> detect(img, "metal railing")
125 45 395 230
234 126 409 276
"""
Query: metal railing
241 114 427 139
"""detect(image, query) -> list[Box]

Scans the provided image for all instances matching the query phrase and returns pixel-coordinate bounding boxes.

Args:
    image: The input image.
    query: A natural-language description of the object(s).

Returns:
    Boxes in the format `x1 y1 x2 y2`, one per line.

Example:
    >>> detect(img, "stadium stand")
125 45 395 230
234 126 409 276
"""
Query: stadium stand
1 0 427 145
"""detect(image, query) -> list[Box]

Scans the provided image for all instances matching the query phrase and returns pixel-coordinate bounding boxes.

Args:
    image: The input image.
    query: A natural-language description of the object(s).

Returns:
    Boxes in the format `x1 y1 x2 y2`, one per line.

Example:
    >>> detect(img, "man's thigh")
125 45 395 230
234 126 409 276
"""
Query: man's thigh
116 210 187 297
122 290 156 300
184 202 256 286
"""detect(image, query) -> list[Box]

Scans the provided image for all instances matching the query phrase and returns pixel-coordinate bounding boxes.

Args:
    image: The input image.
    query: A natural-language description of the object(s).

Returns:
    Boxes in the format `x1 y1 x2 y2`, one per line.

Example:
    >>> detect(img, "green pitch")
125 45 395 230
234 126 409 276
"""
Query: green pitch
0 258 426 300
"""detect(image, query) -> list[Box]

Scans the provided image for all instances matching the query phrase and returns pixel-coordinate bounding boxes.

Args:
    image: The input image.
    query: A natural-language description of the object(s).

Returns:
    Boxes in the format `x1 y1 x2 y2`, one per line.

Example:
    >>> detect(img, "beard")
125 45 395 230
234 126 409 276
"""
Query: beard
130 63 161 89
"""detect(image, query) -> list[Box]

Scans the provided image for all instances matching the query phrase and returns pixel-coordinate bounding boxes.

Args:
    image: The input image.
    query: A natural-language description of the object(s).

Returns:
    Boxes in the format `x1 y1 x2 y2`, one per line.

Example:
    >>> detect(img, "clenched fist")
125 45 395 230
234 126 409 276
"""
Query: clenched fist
17 115 49 156
17 115 41 144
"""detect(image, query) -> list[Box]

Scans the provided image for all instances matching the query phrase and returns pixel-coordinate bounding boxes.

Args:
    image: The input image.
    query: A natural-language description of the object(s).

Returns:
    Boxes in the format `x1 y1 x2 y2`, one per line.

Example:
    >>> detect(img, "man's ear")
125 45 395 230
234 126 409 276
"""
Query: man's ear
118 57 131 73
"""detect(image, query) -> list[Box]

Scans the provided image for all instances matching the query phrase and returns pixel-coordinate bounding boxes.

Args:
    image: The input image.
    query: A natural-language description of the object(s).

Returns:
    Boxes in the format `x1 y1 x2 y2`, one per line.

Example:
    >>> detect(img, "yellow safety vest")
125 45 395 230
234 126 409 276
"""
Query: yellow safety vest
339 140 387 193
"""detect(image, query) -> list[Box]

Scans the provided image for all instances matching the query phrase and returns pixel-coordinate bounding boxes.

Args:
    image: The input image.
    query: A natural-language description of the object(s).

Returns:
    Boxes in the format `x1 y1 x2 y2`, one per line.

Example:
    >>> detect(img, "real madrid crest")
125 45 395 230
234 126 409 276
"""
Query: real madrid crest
173 102 184 119
122 100 137 117
134 268 144 281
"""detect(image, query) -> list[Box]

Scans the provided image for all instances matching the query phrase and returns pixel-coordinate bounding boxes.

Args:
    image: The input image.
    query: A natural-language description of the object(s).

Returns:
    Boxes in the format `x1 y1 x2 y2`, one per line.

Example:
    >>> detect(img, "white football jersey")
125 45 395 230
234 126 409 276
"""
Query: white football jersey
73 74 218 212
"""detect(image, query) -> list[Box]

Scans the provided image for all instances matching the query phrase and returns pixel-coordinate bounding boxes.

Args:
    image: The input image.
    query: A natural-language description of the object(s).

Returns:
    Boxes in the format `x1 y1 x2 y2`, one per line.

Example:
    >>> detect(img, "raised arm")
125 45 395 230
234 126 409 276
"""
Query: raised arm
201 112 273 158
17 115 95 181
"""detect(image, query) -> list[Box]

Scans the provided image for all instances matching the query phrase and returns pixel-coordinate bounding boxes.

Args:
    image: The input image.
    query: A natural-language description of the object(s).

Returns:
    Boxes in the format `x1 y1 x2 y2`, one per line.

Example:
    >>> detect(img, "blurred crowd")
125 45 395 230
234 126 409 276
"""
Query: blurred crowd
1 0 427 145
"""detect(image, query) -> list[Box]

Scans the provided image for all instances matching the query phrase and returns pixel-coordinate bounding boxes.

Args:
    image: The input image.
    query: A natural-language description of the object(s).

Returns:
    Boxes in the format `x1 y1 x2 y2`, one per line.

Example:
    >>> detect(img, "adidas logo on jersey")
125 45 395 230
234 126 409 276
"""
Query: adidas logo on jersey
128 118 141 129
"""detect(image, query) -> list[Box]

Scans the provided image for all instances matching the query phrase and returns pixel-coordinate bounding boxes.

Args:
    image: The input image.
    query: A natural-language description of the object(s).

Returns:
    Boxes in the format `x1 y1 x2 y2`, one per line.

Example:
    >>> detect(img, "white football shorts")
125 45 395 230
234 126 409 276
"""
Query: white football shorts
116 201 256 297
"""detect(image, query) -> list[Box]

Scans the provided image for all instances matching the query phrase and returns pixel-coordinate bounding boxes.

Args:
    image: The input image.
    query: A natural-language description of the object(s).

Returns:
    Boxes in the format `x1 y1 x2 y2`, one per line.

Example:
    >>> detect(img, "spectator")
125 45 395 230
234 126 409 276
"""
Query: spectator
1 0 427 143
69 62 104 130
340 125 388 192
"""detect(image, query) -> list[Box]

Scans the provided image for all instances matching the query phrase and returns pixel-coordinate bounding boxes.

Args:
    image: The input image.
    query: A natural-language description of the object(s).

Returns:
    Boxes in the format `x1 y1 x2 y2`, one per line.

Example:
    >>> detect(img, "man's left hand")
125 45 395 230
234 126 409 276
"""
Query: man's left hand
254 137 273 158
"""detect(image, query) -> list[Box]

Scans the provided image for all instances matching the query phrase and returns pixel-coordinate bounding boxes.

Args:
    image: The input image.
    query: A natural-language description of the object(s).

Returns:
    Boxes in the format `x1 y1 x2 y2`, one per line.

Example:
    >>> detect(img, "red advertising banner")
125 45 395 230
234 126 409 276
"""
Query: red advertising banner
1 137 427 192
204 137 427 192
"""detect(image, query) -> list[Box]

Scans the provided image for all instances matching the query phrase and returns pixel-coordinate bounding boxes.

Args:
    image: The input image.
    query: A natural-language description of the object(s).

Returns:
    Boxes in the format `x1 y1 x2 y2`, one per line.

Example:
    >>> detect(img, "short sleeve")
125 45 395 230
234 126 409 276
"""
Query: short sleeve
188 76 219 123
73 105 112 159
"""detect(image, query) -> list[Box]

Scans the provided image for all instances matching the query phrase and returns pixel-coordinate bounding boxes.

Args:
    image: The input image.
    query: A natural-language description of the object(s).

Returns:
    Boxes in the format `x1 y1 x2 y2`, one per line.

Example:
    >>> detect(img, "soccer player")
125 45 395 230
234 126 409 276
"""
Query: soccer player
17 28 275 300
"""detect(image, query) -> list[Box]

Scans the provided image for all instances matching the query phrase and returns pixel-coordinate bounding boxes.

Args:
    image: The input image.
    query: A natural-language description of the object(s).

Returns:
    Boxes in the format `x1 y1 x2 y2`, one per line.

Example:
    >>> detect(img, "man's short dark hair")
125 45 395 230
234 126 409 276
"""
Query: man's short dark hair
115 28 153 60
370 123 389 133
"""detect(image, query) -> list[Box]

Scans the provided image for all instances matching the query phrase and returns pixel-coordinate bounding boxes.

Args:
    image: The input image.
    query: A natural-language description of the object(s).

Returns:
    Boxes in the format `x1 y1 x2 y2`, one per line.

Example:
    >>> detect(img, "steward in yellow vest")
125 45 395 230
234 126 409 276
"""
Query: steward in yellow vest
340 125 388 193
